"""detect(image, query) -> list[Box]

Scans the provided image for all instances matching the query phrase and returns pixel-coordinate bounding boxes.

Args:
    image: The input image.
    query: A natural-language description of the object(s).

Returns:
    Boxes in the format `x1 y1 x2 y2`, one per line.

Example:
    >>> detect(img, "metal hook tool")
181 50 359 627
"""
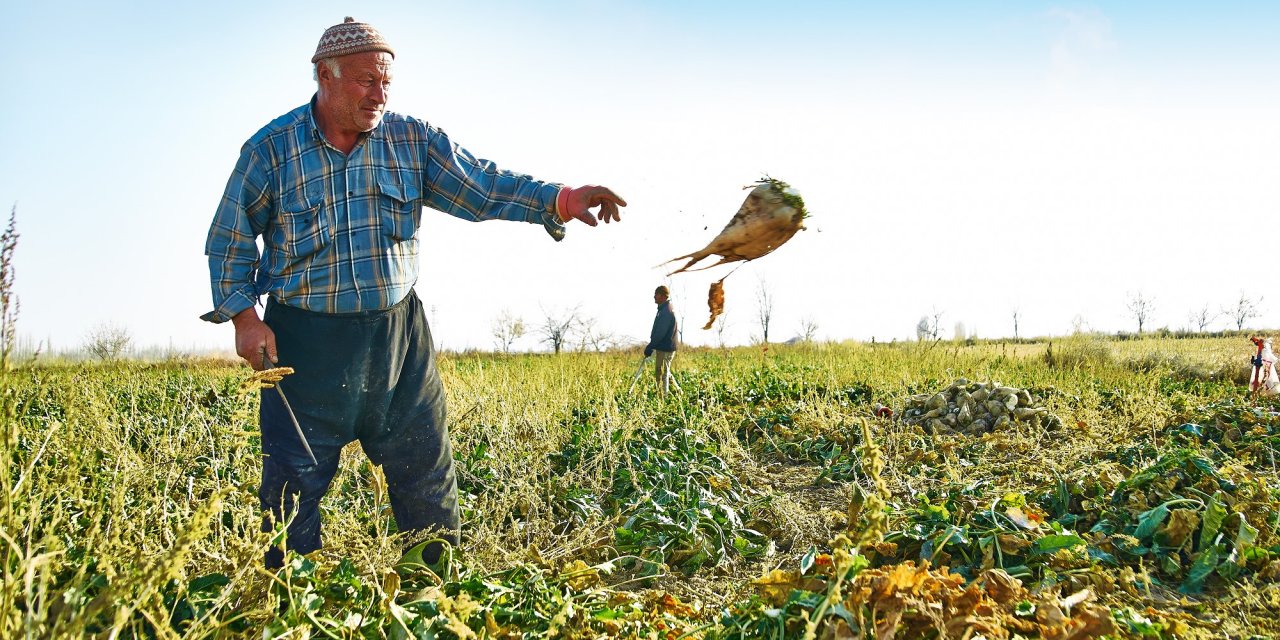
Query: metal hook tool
263 347 318 466
628 355 683 394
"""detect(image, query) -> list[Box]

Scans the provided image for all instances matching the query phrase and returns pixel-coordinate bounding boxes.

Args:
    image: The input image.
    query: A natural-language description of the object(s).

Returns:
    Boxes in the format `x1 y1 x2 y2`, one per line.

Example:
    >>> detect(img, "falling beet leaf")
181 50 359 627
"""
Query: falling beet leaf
703 277 726 330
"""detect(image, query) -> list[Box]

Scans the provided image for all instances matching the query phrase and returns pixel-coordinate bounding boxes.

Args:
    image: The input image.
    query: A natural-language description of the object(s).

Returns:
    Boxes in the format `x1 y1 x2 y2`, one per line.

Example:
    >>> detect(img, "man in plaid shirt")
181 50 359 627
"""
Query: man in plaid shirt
203 17 626 568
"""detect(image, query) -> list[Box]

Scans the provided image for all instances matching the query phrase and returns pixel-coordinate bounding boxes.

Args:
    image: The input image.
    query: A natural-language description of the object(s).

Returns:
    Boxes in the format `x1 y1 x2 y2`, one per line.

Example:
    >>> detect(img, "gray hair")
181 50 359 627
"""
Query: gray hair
313 57 342 83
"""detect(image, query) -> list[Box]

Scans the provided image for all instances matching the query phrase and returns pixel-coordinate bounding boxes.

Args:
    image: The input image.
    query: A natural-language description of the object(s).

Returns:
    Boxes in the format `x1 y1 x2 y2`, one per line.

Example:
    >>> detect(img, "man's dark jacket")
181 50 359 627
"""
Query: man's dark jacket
645 301 678 356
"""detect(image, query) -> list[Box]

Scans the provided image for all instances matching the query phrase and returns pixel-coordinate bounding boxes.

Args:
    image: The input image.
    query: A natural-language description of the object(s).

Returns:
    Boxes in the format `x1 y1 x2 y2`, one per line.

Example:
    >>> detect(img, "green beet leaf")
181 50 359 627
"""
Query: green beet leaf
800 545 817 575
1234 515 1259 549
1199 492 1227 552
1032 534 1086 556
1134 504 1170 542
1180 545 1221 594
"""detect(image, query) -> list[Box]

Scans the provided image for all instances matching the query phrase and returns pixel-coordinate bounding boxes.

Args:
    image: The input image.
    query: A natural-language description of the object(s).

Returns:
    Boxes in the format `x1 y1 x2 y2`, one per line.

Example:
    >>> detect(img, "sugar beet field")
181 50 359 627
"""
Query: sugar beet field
3 336 1279 639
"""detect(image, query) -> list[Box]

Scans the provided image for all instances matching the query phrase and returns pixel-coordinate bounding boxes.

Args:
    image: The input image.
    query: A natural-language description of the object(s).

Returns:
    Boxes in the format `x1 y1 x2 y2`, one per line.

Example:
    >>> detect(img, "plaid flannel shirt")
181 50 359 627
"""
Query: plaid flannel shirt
202 98 566 323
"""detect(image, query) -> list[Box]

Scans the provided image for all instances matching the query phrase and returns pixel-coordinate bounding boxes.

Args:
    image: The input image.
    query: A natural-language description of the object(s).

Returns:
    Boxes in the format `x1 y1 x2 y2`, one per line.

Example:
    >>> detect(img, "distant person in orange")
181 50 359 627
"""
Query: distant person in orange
644 286 678 395
202 17 626 568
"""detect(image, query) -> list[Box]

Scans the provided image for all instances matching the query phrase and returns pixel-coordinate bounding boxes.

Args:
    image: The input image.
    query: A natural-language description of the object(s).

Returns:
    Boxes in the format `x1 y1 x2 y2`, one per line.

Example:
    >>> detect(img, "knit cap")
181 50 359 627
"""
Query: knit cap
311 17 395 63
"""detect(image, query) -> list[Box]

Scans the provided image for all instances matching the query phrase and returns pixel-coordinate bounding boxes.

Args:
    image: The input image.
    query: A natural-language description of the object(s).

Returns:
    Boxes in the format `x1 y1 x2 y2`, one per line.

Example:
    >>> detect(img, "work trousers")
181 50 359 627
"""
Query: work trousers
653 350 675 395
258 290 458 568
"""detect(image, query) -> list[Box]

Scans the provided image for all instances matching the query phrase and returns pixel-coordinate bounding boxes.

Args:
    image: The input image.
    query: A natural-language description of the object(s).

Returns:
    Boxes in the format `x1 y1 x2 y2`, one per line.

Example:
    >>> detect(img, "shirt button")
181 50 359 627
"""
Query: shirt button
347 191 354 196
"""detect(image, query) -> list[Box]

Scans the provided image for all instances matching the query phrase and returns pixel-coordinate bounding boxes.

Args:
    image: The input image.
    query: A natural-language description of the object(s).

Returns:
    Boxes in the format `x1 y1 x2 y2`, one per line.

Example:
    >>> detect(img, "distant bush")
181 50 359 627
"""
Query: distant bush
1111 328 1280 341
85 323 132 361
1044 335 1113 369
1125 351 1240 383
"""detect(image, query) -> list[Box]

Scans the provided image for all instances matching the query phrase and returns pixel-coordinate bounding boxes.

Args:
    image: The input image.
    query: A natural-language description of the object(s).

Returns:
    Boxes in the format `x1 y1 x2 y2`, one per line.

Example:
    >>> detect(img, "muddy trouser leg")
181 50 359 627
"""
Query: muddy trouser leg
258 298 370 569
259 453 341 569
360 291 459 563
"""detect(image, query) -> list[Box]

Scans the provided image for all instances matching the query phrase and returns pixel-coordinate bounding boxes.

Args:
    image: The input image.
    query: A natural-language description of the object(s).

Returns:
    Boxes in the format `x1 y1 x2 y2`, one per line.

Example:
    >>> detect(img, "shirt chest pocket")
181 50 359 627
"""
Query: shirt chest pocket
276 195 332 261
377 178 421 242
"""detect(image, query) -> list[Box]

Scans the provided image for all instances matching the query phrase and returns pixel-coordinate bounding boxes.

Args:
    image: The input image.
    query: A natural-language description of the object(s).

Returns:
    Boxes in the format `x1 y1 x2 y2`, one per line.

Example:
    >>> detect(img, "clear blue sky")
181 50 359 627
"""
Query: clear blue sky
2 1 1278 354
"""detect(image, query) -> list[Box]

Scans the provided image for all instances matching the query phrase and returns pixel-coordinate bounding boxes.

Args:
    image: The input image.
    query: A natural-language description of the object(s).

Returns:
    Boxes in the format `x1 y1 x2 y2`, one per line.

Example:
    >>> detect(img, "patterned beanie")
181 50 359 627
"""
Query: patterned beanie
311 17 395 63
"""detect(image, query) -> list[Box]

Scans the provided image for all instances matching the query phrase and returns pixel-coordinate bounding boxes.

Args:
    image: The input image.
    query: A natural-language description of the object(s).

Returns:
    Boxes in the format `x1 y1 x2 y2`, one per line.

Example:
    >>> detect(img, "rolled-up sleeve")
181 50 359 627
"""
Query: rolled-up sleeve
420 124 566 241
202 146 272 323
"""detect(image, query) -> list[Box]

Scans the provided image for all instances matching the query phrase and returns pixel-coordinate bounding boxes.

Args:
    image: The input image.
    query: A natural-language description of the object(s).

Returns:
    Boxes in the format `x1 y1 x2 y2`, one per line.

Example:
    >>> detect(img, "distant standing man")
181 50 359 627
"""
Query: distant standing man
644 286 678 395
202 17 626 567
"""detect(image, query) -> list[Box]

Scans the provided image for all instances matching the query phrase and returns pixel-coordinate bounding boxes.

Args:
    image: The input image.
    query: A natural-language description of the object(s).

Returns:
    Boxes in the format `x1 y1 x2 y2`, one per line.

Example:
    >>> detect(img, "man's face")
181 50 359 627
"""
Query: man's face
655 291 668 305
318 51 393 135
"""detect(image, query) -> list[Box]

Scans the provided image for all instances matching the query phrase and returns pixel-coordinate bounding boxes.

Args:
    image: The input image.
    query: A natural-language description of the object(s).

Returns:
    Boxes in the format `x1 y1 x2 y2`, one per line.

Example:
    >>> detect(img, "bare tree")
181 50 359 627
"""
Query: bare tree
85 323 132 361
491 309 525 353
537 306 578 354
1224 292 1262 331
1011 308 1021 340
575 315 620 352
916 310 943 342
1187 304 1218 333
1126 291 1155 334
798 316 819 343
715 310 731 349
755 277 774 344
1071 314 1088 335
673 283 686 345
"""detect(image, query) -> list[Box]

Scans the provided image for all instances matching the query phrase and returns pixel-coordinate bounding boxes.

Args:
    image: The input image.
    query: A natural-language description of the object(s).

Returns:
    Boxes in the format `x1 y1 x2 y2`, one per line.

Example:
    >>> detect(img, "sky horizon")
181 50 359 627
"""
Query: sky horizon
2 1 1277 355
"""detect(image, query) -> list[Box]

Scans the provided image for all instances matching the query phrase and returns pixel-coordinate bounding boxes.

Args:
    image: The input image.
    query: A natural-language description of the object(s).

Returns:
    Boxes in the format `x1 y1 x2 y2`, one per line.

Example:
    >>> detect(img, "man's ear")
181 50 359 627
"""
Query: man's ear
316 61 338 83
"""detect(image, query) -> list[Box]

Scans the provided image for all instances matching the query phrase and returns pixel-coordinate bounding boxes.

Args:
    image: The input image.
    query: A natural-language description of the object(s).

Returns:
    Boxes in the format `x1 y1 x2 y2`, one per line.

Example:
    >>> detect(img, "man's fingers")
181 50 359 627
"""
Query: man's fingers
239 345 261 370
566 185 625 226
601 200 621 222
233 314 276 371
592 187 627 208
264 338 279 370
586 195 621 223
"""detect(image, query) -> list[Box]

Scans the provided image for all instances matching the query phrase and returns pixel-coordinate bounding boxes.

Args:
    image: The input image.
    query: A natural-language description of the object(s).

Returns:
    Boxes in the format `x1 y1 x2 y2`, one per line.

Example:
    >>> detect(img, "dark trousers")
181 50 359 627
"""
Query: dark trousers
258 290 458 568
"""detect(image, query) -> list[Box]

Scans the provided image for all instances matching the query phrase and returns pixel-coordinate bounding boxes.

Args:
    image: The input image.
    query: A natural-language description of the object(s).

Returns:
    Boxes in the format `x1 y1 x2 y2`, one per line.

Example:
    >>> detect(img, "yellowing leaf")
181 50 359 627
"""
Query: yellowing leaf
752 569 805 602
561 559 600 591
1157 509 1200 548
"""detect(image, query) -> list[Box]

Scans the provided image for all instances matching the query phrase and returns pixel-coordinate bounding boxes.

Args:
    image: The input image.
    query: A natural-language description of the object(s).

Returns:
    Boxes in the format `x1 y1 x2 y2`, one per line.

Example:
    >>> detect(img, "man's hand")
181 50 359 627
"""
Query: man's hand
558 185 627 227
232 308 278 370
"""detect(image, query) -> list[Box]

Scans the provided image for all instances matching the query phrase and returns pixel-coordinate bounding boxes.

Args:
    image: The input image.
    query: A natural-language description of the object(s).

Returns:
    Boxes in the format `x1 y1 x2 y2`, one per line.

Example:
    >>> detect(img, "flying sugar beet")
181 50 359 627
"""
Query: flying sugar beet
663 177 808 329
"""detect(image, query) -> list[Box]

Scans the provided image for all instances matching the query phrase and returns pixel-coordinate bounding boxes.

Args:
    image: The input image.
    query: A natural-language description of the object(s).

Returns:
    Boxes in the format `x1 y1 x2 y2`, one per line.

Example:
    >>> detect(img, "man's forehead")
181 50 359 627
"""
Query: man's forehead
338 51 394 73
